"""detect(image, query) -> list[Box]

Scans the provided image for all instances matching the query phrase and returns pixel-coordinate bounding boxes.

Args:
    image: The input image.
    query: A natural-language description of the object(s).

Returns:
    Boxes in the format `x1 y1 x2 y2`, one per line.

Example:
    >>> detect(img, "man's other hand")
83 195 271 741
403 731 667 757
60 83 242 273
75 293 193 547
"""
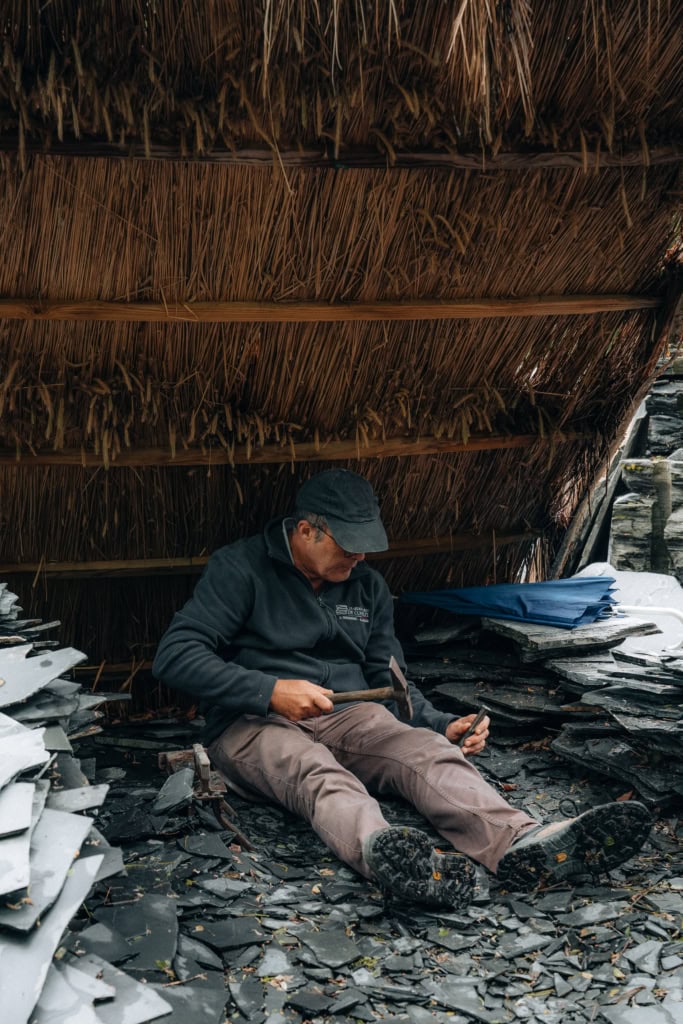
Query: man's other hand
270 679 335 721
445 713 490 756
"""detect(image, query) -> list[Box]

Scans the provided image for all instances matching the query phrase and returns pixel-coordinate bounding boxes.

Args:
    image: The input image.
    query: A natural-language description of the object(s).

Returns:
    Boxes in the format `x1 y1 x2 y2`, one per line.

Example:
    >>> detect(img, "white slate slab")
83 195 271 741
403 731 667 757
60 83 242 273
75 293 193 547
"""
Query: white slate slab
0 853 103 1024
47 783 110 813
0 644 87 709
58 959 117 1003
0 823 32 896
32 963 105 1024
0 781 34 838
67 953 173 1024
0 807 93 931
0 714 48 788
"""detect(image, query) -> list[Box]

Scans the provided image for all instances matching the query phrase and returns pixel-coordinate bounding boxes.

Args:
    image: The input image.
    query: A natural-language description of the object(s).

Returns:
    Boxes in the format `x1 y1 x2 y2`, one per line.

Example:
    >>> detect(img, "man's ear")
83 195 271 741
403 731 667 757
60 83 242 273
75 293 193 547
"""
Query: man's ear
296 519 315 542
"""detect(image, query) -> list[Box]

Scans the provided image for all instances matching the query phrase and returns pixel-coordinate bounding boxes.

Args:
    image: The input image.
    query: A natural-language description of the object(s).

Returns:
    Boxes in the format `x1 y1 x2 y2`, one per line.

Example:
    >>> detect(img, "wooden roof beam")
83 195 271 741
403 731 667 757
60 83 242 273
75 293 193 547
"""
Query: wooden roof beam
0 296 660 323
0 531 540 579
0 140 679 170
0 431 586 468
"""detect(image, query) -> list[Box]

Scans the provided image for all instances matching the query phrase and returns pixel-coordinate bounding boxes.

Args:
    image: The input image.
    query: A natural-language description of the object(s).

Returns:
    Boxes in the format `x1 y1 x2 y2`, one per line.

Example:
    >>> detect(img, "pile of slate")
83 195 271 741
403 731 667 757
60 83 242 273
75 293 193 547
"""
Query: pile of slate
0 581 174 1024
60 714 682 1024
407 611 683 808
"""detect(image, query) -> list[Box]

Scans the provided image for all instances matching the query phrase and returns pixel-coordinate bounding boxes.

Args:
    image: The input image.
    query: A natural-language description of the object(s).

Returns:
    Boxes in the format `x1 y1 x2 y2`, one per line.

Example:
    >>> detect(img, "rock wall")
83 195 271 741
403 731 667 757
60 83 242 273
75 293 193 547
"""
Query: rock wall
609 366 683 578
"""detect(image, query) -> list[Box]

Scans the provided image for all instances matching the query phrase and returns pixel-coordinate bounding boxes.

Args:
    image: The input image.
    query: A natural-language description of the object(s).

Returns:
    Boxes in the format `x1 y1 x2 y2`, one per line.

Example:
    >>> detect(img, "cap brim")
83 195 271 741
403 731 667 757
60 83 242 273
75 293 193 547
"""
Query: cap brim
325 514 389 554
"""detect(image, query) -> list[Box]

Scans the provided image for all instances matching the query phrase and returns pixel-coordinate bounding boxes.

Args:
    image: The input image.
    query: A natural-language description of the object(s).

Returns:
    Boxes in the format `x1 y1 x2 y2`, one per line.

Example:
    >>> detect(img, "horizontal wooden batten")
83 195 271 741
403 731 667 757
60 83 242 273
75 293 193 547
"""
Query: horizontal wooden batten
2 140 681 170
0 531 539 579
0 295 660 323
0 431 585 468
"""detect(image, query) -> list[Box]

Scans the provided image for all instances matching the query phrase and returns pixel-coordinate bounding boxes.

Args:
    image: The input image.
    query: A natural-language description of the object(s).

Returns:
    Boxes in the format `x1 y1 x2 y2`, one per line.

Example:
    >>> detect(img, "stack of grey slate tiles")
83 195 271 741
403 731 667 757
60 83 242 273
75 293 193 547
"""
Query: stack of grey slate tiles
0 581 172 1024
412 614 683 808
610 375 683 577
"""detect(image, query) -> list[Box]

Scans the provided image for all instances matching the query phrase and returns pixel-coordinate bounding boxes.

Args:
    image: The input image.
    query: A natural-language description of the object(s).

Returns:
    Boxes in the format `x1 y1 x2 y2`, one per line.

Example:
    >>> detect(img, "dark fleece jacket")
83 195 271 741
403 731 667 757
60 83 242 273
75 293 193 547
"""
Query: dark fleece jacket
152 517 454 744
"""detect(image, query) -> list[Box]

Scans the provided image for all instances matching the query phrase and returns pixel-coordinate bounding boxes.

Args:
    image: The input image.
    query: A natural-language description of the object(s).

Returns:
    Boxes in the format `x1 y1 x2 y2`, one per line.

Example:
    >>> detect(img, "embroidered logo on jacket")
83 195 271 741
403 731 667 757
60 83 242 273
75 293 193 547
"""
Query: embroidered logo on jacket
335 604 369 624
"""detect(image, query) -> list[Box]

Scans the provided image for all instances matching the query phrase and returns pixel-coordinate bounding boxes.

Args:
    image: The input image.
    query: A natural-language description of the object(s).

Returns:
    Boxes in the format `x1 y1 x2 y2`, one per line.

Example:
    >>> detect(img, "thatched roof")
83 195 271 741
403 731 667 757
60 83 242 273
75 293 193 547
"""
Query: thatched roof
0 2 681 668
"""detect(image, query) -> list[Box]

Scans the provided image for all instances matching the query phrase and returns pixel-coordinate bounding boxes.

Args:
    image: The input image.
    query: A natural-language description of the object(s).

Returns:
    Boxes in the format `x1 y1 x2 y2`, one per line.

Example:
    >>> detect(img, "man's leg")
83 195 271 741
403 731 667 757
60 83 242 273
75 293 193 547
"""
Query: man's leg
316 705 650 886
209 711 477 908
207 713 391 877
315 703 540 872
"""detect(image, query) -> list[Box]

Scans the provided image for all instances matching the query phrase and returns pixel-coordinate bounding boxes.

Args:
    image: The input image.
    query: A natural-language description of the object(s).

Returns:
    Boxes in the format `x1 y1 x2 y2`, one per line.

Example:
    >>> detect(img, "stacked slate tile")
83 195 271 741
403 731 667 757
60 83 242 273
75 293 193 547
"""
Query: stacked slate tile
0 582 172 1024
610 371 683 577
408 611 683 807
546 645 683 808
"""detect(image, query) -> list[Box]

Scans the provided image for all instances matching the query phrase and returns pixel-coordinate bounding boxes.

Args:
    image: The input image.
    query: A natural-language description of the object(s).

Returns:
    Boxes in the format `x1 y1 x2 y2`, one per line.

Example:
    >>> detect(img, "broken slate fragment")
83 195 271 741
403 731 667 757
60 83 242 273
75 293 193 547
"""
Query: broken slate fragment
425 926 475 953
599 1005 678 1024
31 963 102 1024
0 713 49 787
65 953 173 1024
0 854 103 1024
79 825 127 883
55 960 117 1003
497 931 553 958
0 643 86 709
149 972 226 1024
0 807 93 931
256 945 297 979
423 978 514 1022
298 927 361 969
178 832 234 859
152 767 195 815
176 932 224 970
285 987 336 1014
228 976 265 1018
94 894 179 973
194 875 252 897
41 723 73 752
624 939 662 975
0 781 34 838
69 921 137 964
46 783 110 813
0 822 31 897
189 917 267 951
558 900 630 927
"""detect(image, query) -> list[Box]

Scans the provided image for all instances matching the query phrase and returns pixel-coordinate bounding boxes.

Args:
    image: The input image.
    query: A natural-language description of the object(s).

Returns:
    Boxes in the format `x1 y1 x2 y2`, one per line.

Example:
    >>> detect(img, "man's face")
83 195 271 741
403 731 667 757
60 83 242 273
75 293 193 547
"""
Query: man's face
292 521 366 586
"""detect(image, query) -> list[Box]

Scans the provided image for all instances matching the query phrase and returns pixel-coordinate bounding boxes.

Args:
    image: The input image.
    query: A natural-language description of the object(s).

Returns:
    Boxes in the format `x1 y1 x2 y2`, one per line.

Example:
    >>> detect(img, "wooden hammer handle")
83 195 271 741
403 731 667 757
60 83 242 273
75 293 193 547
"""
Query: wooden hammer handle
328 687 394 705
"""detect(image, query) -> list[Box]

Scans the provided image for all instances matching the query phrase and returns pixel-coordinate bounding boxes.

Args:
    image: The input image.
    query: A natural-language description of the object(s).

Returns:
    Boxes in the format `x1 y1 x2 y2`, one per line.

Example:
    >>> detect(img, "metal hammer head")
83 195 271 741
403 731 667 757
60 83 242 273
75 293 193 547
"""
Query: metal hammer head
389 656 414 721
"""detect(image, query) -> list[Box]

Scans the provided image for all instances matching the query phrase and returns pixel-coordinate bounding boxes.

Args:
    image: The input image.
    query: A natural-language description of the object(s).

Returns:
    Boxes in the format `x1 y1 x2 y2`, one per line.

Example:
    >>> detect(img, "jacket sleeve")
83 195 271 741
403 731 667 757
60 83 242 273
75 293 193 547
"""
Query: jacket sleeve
363 574 455 736
152 549 278 717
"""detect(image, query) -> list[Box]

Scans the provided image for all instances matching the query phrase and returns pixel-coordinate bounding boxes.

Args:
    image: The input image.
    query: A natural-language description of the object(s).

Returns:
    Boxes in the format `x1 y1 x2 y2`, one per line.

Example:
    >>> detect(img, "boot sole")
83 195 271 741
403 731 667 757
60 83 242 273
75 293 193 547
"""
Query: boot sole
496 802 652 891
365 826 475 909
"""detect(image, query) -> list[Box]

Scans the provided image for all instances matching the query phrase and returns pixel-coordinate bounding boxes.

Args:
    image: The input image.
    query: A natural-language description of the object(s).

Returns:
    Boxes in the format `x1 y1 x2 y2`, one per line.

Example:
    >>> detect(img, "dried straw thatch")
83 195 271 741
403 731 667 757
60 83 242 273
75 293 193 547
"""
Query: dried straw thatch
0 2 681 671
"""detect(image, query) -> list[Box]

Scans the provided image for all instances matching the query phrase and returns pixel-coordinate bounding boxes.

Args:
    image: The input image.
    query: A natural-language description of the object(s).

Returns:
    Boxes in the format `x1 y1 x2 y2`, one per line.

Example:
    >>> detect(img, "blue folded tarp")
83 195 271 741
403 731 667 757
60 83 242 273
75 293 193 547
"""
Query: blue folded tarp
400 576 617 629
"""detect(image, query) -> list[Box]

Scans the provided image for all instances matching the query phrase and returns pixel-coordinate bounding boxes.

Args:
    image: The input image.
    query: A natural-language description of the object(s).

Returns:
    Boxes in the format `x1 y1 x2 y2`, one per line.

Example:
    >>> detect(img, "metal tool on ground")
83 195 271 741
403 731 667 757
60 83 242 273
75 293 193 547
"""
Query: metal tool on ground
158 742 254 849
328 655 414 721
457 705 490 747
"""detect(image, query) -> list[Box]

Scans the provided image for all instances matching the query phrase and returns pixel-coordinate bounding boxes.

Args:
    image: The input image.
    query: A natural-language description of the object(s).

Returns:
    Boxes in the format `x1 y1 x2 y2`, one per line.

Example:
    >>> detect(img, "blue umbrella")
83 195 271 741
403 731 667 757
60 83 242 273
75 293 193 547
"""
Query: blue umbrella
400 576 617 629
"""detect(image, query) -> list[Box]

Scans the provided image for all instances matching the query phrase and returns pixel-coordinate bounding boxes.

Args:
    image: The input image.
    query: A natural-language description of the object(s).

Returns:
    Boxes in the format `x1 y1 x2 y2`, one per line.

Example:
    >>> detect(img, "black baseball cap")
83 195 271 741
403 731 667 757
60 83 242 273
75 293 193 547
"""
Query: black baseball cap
294 469 389 553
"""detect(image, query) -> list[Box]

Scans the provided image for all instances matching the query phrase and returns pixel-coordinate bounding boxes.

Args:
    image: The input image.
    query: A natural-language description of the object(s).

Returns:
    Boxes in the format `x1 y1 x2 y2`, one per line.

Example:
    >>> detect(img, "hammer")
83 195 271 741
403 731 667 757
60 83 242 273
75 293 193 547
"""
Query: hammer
327 656 414 721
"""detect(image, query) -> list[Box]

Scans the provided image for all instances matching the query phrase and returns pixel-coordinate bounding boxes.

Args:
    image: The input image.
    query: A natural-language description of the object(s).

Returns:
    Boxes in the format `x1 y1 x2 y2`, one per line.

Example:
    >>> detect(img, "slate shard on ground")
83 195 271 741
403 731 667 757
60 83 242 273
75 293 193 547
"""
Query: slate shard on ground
65 953 173 1024
152 766 195 815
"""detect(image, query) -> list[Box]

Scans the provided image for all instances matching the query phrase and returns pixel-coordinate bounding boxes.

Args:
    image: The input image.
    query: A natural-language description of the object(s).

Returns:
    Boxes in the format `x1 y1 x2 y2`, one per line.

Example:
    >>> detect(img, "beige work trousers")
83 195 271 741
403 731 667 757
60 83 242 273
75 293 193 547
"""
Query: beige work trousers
208 703 537 877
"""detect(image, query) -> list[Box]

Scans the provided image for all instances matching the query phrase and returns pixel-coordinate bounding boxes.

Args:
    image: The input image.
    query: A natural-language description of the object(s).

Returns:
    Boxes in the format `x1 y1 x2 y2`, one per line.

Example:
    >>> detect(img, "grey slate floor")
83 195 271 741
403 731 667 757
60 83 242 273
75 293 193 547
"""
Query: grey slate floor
64 728 682 1024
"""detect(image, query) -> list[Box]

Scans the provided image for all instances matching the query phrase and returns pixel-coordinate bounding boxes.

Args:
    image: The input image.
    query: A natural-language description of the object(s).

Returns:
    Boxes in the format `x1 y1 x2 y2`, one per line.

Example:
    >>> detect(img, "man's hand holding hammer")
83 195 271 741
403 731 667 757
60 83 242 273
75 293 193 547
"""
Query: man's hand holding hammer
270 679 335 721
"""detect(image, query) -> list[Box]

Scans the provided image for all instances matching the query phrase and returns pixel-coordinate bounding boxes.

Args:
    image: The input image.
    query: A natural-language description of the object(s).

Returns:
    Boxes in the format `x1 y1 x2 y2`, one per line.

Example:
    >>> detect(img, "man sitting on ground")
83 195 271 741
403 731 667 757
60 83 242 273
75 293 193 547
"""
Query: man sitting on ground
153 469 651 908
